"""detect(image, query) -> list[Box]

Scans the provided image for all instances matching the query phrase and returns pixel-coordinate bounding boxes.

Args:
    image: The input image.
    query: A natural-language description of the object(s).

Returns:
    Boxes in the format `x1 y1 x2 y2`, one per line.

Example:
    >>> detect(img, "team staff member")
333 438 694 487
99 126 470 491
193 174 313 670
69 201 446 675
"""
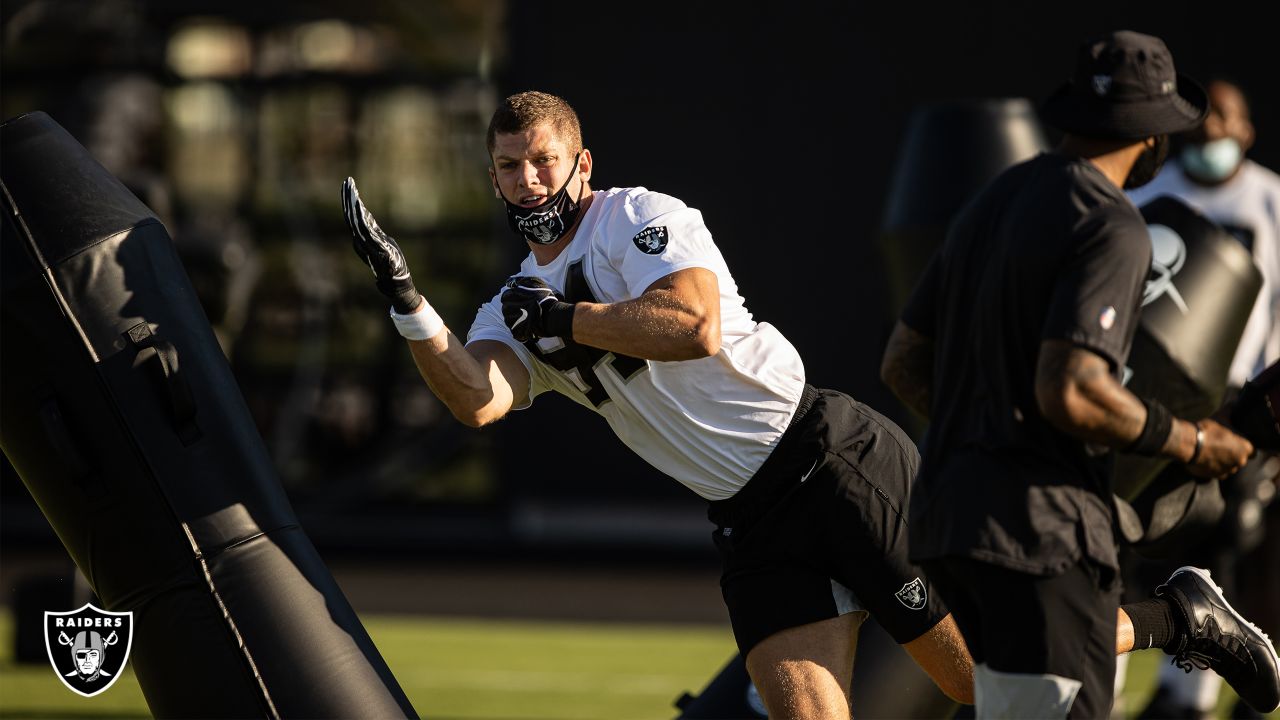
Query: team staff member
342 91 973 719
882 31 1279 718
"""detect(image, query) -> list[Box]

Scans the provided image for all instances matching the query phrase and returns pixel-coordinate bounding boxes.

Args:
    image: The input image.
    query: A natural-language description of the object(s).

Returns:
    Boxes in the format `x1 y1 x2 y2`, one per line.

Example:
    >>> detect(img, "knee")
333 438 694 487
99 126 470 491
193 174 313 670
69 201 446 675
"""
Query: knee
744 657 853 720
744 617 859 719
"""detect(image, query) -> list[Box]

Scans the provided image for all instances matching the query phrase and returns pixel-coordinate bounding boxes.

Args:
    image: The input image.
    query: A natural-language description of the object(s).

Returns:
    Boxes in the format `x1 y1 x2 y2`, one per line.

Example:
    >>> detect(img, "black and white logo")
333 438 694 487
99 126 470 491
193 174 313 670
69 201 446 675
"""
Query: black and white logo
632 226 669 255
895 577 927 610
1143 223 1189 314
517 209 564 244
45 603 133 697
1092 74 1113 96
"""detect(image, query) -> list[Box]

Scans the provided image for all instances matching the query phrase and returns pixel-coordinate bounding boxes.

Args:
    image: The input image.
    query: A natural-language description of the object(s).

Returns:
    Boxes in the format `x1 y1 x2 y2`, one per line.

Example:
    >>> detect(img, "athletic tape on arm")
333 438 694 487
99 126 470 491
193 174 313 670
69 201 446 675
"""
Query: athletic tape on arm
390 302 445 341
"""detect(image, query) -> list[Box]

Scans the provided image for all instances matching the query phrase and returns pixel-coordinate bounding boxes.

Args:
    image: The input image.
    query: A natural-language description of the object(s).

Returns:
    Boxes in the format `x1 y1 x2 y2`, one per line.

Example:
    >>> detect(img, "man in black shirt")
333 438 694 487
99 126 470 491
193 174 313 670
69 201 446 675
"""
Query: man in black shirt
882 30 1277 717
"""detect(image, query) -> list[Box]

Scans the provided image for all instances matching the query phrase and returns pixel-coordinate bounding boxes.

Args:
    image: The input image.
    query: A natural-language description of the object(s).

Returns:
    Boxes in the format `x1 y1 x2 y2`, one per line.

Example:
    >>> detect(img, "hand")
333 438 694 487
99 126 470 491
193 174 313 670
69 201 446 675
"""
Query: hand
500 276 575 343
341 177 423 314
1187 418 1254 480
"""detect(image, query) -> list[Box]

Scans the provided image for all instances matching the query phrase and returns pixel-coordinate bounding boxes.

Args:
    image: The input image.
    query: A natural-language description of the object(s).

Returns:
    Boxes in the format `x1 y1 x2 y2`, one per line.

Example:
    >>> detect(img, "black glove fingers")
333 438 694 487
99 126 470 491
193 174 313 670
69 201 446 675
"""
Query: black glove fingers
342 181 379 277
342 178 366 240
342 177 422 313
506 275 547 290
513 283 549 295
343 177 408 279
354 193 392 249
343 178 385 249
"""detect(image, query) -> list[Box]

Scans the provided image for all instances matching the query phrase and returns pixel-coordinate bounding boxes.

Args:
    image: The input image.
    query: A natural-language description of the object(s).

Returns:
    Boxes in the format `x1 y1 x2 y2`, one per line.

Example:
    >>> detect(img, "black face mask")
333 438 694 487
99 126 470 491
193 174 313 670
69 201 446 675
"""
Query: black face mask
499 153 584 245
1124 134 1170 189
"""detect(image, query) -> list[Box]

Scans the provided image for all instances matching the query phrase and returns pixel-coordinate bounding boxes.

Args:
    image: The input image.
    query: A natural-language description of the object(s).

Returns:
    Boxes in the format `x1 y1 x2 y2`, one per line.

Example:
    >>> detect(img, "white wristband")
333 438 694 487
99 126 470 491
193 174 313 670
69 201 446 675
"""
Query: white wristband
390 302 445 341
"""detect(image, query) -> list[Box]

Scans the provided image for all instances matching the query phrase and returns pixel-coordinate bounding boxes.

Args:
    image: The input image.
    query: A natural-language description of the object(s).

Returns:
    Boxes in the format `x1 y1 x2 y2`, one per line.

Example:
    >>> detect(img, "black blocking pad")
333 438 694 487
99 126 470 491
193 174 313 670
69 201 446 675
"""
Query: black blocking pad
0 111 417 719
1114 196 1262 502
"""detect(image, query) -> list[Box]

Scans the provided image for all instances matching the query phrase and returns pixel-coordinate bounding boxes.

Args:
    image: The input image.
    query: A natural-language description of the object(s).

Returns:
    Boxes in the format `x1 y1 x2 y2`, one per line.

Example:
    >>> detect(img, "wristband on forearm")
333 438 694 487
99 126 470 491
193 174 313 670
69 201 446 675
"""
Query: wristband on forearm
1127 396 1173 456
544 301 576 341
390 301 445 341
1188 421 1205 464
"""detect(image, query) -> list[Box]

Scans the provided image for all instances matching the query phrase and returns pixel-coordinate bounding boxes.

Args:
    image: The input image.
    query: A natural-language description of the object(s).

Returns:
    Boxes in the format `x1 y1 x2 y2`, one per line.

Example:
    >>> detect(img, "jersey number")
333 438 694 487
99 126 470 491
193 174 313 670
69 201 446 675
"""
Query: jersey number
526 260 646 407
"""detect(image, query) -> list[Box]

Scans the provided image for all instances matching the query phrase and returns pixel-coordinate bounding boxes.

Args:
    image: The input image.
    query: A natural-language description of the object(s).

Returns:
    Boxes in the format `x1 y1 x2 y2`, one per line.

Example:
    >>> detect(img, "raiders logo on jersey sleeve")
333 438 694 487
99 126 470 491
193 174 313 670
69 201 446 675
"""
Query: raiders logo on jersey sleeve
632 226 669 255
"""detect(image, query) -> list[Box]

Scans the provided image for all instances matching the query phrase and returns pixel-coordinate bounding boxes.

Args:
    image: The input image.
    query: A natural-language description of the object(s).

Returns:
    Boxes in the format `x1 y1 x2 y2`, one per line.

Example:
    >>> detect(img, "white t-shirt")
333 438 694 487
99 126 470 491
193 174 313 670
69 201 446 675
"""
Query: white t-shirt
1129 160 1280 386
466 187 805 500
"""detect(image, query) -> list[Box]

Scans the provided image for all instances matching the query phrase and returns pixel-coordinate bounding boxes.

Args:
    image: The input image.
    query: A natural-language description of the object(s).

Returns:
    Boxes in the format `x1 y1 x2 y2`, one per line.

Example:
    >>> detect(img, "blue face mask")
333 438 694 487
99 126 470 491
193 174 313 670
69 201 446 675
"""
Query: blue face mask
1181 138 1243 183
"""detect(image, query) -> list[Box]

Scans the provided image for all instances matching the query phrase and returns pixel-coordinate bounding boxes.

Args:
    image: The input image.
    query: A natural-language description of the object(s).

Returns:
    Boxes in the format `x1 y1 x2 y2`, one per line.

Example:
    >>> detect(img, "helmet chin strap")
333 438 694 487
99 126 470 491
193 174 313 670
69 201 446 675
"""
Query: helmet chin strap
500 152 586 245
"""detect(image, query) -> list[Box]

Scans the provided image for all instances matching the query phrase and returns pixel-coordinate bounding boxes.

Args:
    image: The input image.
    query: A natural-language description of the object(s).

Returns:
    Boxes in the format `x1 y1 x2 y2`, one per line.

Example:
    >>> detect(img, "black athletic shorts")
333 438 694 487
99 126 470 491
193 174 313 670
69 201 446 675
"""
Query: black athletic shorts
708 384 949 656
923 556 1119 719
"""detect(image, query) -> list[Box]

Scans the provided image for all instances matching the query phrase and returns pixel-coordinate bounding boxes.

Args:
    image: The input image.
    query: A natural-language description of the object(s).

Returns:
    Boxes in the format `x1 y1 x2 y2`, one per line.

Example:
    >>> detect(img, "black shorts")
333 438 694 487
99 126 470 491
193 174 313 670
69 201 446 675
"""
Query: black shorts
923 556 1119 719
708 384 949 656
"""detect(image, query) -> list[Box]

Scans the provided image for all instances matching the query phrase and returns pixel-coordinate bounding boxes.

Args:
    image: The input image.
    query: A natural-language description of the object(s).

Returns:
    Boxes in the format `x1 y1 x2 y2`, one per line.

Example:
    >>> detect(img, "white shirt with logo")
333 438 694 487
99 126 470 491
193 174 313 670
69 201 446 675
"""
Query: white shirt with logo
1129 160 1280 386
466 187 805 500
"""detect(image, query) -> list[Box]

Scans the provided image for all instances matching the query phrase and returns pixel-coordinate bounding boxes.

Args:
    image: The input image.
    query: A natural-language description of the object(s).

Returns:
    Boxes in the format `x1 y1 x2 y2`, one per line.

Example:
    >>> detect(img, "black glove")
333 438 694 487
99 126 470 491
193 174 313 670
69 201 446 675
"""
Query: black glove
501 276 576 343
341 177 423 314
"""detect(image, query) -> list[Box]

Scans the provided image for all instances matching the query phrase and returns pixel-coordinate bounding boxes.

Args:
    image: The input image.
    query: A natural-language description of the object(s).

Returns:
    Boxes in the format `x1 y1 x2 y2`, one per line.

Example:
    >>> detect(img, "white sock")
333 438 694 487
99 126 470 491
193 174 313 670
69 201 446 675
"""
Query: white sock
1113 652 1130 698
1111 653 1131 719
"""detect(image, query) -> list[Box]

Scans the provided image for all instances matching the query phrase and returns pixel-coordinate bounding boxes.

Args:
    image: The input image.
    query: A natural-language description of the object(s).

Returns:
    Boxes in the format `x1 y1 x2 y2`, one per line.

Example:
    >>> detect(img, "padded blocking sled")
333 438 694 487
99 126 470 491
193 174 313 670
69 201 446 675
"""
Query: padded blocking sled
1112 197 1262 555
1114 196 1262 501
0 111 417 718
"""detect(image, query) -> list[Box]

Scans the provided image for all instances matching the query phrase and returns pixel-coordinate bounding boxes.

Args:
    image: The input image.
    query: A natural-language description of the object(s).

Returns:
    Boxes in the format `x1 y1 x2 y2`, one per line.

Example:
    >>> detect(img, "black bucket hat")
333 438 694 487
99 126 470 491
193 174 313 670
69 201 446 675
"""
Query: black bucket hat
1041 30 1208 140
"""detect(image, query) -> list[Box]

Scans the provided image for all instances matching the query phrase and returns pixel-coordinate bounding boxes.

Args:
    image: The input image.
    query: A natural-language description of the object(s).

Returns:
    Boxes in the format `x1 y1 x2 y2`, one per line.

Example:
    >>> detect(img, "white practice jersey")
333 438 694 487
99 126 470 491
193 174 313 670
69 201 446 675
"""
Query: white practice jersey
467 187 805 500
1129 160 1280 386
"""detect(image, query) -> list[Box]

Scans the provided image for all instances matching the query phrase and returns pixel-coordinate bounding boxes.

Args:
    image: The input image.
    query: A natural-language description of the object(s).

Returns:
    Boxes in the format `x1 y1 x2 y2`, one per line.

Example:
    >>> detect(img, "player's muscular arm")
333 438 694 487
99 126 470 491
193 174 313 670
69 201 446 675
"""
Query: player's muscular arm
1034 339 1252 476
341 177 530 428
571 267 722 361
1036 339 1193 454
406 331 530 428
881 320 935 419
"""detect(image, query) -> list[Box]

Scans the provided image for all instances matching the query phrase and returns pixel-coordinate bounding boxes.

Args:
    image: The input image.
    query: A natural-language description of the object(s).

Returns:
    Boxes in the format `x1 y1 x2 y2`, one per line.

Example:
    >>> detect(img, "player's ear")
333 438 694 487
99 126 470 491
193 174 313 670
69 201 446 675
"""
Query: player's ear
488 165 502 199
579 149 592 183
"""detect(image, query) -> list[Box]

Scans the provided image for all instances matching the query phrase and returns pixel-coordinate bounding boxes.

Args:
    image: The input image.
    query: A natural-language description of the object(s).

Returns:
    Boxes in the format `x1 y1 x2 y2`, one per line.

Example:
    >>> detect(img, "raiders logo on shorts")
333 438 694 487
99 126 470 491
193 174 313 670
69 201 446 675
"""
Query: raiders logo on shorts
895 577 928 610
632 226 669 255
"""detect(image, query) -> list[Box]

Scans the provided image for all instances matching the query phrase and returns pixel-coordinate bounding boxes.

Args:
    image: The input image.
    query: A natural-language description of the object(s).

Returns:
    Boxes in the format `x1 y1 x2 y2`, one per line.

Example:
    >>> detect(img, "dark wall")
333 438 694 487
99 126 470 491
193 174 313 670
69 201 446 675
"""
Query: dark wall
497 1 1278 501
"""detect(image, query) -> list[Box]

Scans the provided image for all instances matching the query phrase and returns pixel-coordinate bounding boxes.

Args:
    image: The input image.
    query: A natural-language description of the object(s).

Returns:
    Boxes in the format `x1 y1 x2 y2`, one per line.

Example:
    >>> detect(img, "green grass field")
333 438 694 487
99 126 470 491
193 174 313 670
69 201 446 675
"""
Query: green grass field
0 609 737 720
0 607 1274 719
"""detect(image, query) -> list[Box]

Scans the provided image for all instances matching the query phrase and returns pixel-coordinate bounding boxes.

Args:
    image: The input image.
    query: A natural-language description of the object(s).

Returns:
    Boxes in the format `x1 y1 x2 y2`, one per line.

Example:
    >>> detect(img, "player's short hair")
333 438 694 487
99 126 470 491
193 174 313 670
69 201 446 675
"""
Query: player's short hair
486 91 583 157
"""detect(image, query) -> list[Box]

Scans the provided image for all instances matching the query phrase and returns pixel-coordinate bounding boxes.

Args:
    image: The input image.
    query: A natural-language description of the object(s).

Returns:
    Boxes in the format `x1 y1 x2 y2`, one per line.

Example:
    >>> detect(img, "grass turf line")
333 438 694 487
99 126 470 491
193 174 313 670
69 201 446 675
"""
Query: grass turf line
1 608 1274 719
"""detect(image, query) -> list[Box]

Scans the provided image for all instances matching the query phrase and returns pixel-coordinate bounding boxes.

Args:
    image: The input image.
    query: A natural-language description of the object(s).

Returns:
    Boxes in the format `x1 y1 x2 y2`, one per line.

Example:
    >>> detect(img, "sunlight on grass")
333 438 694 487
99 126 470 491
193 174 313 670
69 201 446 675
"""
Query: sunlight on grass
1 607 1274 719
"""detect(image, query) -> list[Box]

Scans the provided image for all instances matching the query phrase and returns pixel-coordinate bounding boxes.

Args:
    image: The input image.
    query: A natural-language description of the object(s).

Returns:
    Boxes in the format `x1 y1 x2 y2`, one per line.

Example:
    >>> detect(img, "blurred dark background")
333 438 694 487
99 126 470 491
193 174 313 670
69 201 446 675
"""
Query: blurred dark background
3 0 1276 567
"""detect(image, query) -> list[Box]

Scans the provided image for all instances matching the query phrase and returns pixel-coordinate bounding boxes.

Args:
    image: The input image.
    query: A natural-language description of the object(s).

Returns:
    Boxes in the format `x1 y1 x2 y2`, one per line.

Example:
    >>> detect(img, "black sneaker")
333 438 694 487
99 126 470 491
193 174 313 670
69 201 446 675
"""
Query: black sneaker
1156 566 1280 714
